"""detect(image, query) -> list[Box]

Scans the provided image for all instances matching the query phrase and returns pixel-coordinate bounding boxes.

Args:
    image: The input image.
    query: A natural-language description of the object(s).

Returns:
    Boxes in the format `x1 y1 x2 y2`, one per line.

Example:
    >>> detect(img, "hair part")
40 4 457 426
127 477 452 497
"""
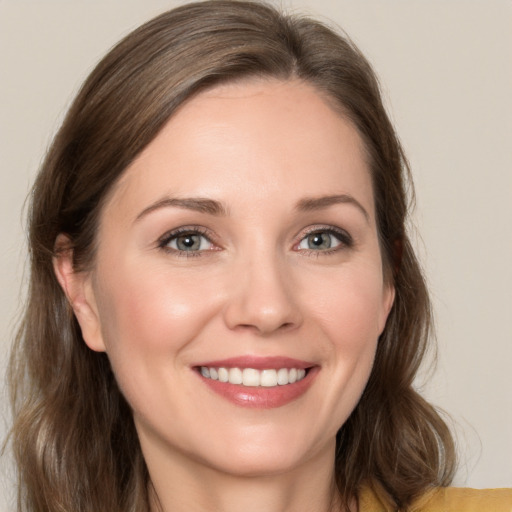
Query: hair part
8 1 455 510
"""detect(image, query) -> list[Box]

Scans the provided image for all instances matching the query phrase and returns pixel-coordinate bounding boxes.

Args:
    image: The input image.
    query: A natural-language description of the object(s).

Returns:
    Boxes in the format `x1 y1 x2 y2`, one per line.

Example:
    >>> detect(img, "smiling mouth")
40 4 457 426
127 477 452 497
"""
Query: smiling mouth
199 366 308 387
195 358 318 408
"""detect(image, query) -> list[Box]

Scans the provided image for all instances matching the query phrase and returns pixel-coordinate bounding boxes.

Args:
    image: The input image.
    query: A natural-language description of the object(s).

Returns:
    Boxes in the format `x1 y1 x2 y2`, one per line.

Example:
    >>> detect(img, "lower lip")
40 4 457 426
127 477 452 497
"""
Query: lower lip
196 368 318 409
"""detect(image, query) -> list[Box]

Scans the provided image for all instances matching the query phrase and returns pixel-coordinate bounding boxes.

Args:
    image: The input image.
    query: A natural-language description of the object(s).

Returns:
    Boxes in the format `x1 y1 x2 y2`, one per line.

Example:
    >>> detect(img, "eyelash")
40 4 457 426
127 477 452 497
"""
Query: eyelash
157 226 217 258
157 225 353 257
295 226 353 256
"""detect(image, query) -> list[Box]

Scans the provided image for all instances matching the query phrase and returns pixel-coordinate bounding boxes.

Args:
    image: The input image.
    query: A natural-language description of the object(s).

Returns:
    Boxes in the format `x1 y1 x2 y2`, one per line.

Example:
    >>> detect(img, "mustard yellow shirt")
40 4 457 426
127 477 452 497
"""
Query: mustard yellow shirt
358 485 512 512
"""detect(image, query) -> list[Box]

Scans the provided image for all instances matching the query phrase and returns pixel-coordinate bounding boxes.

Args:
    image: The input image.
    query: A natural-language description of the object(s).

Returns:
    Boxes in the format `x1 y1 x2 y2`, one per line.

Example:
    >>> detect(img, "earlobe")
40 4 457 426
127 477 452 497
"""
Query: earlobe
53 234 106 352
385 284 396 315
379 282 396 333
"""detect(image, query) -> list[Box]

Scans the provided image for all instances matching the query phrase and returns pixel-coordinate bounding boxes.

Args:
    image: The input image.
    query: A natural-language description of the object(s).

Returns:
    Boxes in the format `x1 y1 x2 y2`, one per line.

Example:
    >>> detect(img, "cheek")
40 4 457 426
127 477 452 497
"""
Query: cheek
91 265 226 429
304 265 389 345
93 264 221 371
285 264 387 436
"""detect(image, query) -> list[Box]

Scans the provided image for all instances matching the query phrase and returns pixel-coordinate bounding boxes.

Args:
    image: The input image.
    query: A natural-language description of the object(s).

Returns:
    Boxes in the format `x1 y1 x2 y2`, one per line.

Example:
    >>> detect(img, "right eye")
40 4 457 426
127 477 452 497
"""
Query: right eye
159 228 215 254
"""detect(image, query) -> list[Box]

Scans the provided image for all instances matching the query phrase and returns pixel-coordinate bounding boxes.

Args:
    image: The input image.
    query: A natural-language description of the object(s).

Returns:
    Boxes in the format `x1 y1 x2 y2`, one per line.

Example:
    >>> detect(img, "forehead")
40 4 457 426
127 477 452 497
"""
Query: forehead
104 78 374 222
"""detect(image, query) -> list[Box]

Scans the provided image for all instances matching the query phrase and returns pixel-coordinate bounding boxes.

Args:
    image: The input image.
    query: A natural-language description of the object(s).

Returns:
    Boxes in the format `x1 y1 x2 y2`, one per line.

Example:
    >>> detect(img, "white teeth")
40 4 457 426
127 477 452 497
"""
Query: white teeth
200 366 308 387
277 368 288 385
228 367 243 385
242 368 260 386
218 367 229 382
260 369 278 387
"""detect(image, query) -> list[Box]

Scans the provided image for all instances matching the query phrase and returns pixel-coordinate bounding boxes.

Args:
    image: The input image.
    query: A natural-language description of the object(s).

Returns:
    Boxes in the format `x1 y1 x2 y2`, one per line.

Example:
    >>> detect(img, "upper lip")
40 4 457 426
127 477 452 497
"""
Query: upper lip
194 356 316 370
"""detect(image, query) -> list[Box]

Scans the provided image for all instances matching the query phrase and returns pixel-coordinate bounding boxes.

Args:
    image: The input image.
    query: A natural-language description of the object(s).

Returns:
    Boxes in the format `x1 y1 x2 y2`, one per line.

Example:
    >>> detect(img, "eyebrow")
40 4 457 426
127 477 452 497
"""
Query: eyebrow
135 196 228 221
135 193 369 223
295 194 370 222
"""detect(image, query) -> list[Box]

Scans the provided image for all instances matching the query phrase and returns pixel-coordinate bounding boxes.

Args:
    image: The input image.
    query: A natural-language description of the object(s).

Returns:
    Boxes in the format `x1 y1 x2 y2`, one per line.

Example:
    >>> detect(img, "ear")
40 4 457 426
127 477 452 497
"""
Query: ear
53 234 106 352
379 281 396 334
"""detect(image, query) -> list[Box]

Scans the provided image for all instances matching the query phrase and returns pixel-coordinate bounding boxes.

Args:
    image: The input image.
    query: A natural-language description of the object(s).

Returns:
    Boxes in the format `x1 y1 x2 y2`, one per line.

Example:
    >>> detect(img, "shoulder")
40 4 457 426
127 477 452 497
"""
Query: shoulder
358 485 512 512
413 487 512 512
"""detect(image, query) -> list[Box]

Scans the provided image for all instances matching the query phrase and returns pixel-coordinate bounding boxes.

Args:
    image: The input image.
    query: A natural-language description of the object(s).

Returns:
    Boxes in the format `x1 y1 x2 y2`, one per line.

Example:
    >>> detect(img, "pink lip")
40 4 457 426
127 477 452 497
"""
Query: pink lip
194 355 315 370
193 356 319 409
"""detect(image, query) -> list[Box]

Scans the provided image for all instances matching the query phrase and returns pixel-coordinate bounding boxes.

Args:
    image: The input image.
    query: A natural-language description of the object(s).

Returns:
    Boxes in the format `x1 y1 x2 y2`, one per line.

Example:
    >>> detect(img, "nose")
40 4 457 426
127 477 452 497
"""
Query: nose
223 253 303 336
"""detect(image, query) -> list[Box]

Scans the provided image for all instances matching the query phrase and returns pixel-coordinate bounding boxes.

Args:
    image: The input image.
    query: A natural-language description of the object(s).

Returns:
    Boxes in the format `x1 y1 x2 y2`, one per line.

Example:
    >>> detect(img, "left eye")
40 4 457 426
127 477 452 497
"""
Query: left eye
165 232 212 252
297 231 343 251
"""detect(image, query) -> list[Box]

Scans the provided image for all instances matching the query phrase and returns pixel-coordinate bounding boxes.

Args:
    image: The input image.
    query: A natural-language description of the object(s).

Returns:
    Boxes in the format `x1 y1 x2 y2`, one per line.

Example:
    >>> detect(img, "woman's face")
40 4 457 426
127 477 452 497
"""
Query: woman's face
70 79 394 478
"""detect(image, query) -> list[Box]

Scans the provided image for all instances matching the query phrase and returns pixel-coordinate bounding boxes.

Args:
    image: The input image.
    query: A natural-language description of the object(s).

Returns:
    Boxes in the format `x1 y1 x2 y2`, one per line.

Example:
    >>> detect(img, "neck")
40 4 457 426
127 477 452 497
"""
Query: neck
142 437 350 512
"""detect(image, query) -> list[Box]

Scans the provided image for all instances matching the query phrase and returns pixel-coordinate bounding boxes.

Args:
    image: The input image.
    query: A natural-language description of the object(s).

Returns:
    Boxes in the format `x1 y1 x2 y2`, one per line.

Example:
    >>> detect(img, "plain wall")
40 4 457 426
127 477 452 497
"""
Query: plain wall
1 0 511 508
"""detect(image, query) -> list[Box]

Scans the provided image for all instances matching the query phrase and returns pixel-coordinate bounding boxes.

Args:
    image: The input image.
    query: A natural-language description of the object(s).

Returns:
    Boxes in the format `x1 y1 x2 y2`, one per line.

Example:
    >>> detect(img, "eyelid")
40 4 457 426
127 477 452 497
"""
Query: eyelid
157 225 220 253
293 225 353 251
156 224 353 256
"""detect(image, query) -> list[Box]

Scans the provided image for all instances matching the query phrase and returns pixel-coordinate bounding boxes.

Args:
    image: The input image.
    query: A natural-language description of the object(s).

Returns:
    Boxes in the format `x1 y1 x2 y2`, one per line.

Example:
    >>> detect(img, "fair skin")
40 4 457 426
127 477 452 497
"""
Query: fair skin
55 79 394 512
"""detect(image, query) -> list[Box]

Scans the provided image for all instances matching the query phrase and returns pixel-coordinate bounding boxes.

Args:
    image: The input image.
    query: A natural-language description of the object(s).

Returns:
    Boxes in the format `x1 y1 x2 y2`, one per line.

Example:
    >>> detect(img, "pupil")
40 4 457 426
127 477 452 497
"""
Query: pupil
178 234 199 250
309 233 330 249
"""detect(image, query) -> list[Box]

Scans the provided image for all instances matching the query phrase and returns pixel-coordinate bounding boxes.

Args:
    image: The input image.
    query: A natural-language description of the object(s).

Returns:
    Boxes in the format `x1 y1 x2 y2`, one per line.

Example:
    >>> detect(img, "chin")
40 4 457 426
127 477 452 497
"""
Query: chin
204 449 312 478
194 424 336 479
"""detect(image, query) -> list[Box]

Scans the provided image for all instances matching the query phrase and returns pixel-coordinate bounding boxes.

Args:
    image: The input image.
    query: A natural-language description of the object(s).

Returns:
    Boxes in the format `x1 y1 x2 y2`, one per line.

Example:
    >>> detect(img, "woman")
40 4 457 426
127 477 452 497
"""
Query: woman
7 1 511 511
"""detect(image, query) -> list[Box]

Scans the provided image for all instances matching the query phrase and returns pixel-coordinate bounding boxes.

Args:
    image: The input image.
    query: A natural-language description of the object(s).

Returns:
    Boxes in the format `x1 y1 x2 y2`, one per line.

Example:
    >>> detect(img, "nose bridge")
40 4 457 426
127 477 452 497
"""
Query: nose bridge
223 244 302 335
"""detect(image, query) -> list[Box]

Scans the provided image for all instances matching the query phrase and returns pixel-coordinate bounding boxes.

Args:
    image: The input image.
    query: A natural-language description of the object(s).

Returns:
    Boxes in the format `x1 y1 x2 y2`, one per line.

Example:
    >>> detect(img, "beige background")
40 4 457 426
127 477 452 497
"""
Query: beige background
1 0 511 508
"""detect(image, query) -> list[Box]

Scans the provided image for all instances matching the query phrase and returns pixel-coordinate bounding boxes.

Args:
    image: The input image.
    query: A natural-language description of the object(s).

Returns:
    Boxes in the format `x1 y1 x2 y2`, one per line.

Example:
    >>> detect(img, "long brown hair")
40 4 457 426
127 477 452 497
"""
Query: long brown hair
8 1 455 510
